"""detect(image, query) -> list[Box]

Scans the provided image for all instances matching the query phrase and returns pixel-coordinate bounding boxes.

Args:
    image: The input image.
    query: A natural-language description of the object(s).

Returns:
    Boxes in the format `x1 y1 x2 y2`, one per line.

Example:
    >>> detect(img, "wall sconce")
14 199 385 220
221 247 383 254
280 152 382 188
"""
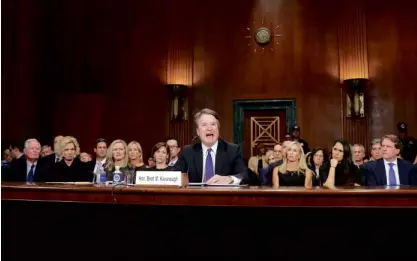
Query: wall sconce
343 78 369 118
165 84 189 121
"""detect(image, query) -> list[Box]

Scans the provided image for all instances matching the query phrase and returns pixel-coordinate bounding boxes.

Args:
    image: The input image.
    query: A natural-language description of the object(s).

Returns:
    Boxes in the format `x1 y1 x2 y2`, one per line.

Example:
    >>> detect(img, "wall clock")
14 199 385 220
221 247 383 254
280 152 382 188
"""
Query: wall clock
245 17 282 53
254 27 271 45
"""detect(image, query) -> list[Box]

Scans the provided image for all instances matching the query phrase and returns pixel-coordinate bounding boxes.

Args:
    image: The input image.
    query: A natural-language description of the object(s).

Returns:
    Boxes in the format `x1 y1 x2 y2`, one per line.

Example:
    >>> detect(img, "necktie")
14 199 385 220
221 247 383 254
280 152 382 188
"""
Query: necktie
27 164 35 183
388 163 397 186
205 148 214 182
55 157 60 163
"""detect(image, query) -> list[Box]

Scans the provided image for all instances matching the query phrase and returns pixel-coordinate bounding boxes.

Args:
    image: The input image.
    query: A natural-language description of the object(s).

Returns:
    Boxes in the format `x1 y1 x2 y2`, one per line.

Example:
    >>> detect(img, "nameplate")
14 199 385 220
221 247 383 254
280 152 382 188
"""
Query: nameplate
135 171 182 186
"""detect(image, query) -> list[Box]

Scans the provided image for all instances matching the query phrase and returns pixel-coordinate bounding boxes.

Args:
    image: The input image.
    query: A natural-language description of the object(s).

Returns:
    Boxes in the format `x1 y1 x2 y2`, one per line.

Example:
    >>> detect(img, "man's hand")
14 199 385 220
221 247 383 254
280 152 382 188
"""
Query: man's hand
206 175 233 185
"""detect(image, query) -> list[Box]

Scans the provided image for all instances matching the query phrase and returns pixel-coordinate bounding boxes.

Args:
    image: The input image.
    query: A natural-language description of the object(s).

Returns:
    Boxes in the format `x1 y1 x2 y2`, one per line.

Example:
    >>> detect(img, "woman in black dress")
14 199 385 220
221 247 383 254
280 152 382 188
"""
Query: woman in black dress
51 136 92 182
149 142 174 171
272 141 313 188
308 148 329 186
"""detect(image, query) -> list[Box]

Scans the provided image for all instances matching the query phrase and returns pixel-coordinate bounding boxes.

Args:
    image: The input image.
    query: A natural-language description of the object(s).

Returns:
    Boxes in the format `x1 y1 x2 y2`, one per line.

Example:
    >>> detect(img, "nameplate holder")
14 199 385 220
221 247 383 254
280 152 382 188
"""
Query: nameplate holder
135 171 182 186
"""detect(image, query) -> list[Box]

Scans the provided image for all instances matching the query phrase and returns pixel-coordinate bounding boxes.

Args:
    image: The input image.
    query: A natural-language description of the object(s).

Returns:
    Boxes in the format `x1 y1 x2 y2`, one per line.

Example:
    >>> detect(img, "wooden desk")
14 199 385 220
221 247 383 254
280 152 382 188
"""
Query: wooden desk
2 183 417 260
2 182 417 207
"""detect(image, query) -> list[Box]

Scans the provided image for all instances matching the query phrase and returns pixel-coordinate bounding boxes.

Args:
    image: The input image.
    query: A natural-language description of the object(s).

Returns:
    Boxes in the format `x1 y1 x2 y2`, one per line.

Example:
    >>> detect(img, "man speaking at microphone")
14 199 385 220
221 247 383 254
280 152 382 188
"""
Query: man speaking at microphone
175 108 248 185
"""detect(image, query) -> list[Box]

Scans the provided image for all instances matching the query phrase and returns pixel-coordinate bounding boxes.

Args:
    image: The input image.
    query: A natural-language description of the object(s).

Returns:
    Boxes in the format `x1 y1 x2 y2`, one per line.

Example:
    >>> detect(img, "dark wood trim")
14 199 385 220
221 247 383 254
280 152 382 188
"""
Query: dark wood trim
2 183 417 208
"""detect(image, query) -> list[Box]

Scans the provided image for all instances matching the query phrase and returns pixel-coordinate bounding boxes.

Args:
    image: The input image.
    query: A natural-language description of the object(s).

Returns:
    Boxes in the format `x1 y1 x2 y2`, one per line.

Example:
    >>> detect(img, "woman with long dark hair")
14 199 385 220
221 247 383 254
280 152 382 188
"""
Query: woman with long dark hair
323 140 362 187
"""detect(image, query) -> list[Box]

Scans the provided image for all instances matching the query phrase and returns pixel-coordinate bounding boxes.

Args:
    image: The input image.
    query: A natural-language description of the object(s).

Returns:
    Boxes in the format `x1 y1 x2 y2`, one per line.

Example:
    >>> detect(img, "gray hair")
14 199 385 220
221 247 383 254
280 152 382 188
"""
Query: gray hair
24 138 41 152
352 143 365 153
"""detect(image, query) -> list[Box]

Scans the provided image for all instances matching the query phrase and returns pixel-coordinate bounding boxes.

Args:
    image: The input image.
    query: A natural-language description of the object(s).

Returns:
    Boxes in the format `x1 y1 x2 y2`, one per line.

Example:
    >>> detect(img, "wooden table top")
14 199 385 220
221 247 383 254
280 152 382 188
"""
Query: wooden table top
2 182 417 208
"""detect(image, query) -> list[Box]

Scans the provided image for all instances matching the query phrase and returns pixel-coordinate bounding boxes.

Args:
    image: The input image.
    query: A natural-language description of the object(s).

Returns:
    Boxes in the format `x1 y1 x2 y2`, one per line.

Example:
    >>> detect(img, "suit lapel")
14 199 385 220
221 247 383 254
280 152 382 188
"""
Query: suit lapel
397 159 408 185
193 143 203 182
215 140 225 174
376 159 387 185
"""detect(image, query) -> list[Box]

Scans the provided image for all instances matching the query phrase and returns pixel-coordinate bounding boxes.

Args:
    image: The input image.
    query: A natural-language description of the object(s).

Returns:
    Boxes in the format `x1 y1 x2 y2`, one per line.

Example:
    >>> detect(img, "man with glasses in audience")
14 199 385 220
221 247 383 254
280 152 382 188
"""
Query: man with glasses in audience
166 137 180 167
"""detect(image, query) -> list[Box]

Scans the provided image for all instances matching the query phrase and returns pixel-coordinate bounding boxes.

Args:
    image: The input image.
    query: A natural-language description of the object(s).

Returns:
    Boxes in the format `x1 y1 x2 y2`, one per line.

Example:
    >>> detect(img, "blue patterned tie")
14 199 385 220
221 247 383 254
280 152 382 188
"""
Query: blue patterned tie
205 148 214 182
388 163 397 186
27 164 35 183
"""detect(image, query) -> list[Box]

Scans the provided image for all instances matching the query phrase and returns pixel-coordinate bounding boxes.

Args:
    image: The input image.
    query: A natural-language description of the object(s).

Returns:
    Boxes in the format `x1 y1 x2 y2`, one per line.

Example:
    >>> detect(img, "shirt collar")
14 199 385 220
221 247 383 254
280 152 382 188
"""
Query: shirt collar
384 158 398 166
27 160 38 167
202 140 218 155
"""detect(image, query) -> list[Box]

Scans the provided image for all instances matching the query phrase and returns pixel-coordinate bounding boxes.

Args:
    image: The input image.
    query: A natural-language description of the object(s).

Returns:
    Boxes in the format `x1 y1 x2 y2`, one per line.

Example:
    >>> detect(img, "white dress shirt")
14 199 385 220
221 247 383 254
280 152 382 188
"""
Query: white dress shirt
93 158 107 174
383 159 400 185
26 161 37 176
201 141 241 184
168 158 178 167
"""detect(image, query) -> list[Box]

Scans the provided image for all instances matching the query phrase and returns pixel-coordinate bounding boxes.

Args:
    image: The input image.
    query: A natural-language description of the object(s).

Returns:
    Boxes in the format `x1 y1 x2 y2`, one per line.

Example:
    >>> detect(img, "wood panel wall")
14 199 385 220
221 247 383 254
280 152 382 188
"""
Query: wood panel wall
2 0 417 157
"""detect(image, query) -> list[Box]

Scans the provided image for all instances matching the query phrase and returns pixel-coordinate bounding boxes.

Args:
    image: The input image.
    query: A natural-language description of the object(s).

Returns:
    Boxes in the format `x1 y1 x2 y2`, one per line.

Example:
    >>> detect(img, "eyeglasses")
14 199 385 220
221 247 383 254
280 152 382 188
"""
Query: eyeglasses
168 145 178 149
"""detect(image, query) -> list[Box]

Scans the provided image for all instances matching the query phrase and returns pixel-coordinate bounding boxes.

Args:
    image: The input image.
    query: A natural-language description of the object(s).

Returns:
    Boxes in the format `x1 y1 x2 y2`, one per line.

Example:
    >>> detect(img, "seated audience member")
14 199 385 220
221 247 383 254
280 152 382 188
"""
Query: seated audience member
259 140 292 185
50 136 92 182
368 138 382 161
166 137 181 166
43 135 64 165
308 148 329 186
2 149 13 167
104 139 130 181
41 145 53 158
127 141 148 170
273 143 284 162
175 108 248 184
363 134 417 186
272 141 313 188
323 140 362 187
4 139 48 182
80 152 92 162
352 144 366 167
284 133 292 141
147 156 156 168
87 138 108 174
9 142 25 162
149 142 174 171
248 143 268 176
265 150 276 164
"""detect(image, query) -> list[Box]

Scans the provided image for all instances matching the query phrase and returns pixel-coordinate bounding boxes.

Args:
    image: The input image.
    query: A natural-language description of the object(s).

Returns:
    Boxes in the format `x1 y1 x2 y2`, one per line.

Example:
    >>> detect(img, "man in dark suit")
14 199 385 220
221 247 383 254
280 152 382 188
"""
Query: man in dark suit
4 139 48 182
363 134 417 186
43 135 64 166
175 108 248 184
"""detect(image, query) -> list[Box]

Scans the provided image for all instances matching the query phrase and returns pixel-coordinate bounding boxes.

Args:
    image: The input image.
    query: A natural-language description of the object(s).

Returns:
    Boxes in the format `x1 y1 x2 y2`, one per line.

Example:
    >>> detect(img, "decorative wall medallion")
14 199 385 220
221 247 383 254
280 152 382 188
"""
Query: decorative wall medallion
245 17 282 53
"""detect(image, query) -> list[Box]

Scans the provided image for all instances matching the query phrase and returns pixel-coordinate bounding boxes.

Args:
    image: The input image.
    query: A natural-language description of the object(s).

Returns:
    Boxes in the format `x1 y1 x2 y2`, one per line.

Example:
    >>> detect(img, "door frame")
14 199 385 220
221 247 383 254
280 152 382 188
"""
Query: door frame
233 98 296 156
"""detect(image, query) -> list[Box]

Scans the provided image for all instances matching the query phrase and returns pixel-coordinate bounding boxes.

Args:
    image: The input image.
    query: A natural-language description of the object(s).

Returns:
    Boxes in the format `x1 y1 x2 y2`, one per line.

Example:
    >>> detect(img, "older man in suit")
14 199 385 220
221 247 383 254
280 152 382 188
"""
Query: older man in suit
4 138 48 182
175 108 248 185
363 134 417 186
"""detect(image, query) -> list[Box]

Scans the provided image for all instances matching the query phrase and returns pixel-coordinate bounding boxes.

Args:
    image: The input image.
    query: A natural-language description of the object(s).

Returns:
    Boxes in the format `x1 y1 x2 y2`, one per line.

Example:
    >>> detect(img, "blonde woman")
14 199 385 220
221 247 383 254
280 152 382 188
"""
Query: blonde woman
52 136 92 182
127 141 147 170
272 141 313 188
105 139 129 181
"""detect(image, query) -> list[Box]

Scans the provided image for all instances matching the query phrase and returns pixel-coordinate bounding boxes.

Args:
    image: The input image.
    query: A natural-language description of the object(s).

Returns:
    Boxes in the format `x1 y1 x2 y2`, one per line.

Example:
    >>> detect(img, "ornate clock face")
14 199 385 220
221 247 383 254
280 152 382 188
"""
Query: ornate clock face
254 27 271 45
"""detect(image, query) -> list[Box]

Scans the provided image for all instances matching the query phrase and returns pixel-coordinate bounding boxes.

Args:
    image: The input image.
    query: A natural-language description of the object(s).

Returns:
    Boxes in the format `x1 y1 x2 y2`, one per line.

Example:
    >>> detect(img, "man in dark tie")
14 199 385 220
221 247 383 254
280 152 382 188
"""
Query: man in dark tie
4 138 48 182
363 134 417 186
175 108 248 184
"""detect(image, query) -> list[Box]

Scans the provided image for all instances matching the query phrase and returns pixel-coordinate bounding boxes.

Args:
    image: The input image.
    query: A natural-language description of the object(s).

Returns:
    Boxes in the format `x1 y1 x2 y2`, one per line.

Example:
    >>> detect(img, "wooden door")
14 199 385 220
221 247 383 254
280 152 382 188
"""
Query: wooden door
243 110 287 161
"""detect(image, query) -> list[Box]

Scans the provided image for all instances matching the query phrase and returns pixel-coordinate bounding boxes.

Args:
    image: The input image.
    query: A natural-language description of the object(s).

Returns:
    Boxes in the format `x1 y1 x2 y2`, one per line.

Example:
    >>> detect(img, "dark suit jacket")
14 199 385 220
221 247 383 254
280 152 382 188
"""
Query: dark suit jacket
363 158 417 186
259 160 283 185
3 156 49 182
174 139 248 183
